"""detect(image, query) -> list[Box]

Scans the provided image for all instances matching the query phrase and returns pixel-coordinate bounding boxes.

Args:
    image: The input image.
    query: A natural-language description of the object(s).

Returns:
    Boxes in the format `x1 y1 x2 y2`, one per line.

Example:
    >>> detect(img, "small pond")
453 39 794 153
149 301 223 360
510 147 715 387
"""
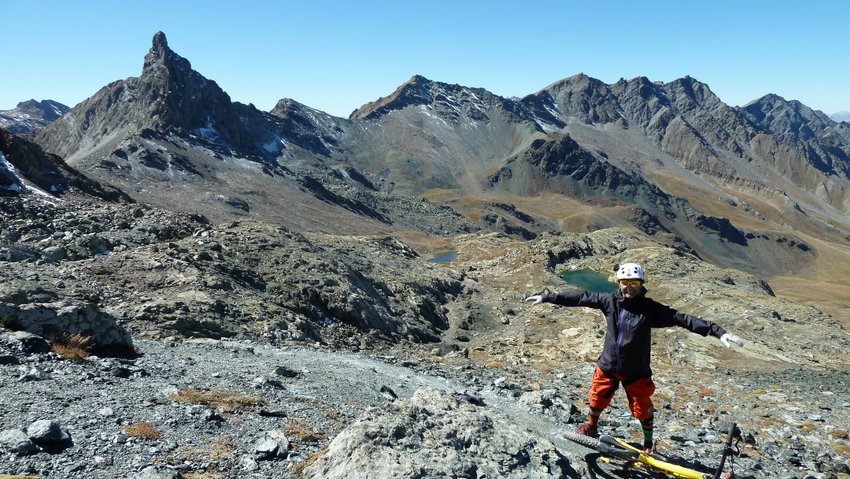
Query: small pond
560 269 618 292
430 250 458 263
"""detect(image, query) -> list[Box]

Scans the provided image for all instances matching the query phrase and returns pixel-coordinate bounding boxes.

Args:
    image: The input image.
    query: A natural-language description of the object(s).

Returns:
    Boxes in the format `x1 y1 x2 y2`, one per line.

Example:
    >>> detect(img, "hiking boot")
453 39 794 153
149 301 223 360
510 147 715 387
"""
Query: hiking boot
577 422 598 438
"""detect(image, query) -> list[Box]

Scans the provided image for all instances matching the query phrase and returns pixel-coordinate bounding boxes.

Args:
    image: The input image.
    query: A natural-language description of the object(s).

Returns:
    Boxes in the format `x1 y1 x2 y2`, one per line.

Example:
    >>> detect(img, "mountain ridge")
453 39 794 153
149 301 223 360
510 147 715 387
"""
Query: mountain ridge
8 32 850 283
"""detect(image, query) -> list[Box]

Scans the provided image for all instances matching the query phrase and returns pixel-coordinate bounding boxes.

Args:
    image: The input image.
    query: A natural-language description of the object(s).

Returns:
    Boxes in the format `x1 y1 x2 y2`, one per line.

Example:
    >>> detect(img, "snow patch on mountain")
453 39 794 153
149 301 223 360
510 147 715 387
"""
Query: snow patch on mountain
195 116 220 141
0 150 58 200
0 151 22 192
262 135 285 154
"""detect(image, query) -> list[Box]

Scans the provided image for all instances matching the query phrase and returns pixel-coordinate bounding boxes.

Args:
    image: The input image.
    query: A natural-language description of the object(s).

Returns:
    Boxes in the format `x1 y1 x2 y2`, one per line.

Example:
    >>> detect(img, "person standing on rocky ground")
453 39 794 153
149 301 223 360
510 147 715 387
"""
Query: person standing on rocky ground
525 262 744 453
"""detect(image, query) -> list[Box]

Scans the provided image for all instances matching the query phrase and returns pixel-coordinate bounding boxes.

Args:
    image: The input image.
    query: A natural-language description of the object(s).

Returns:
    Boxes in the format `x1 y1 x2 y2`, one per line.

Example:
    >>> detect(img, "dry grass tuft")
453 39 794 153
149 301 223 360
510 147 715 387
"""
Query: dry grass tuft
183 472 228 479
799 421 819 433
832 443 850 458
51 333 92 361
292 447 328 477
0 475 42 479
698 387 716 397
208 438 236 462
168 438 236 478
286 421 327 444
166 388 266 409
124 421 161 440
183 473 227 479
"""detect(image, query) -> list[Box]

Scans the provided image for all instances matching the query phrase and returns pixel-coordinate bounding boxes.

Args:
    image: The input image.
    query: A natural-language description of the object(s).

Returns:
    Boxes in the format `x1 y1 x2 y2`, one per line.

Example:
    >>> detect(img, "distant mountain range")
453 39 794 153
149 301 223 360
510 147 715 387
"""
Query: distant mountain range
3 31 850 282
831 111 850 122
0 99 70 136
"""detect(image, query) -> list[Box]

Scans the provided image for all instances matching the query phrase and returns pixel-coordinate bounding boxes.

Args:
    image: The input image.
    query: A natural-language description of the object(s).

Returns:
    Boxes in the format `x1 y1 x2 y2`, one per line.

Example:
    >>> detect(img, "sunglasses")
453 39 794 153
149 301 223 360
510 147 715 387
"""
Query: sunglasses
619 279 643 287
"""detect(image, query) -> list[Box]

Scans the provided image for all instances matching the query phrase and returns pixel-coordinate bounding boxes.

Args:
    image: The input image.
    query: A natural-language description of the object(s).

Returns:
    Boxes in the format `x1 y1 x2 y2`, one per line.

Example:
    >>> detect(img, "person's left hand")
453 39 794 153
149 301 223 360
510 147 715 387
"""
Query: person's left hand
525 295 544 305
720 332 744 348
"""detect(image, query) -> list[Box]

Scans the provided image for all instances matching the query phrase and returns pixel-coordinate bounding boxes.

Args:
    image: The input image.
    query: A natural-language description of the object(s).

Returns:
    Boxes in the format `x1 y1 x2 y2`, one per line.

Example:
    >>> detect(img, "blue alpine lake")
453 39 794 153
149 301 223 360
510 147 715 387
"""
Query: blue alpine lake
430 250 458 263
560 269 618 292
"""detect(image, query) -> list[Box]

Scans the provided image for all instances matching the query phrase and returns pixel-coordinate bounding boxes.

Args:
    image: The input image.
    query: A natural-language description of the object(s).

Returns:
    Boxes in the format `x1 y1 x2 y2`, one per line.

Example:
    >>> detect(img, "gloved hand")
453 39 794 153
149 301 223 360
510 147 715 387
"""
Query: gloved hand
525 295 544 305
719 332 744 348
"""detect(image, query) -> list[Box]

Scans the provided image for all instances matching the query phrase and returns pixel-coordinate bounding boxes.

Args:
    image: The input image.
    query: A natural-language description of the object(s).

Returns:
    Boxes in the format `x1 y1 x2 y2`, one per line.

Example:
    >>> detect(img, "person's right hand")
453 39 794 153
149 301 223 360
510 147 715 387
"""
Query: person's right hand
525 295 543 305
720 332 744 348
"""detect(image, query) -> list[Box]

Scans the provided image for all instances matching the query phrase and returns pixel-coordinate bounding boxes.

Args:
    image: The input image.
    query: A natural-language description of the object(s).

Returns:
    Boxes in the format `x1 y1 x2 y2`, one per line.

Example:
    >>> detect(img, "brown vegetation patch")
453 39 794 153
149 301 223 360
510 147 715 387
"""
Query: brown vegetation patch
832 443 850 458
207 438 237 462
799 421 820 433
183 473 227 479
293 447 328 477
50 333 92 361
286 421 327 444
168 438 236 477
124 421 161 440
166 388 266 409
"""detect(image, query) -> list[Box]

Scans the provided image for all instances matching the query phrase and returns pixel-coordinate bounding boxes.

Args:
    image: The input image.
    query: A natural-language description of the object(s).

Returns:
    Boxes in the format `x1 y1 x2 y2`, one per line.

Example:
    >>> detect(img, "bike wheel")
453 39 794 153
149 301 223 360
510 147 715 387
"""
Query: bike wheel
562 430 601 450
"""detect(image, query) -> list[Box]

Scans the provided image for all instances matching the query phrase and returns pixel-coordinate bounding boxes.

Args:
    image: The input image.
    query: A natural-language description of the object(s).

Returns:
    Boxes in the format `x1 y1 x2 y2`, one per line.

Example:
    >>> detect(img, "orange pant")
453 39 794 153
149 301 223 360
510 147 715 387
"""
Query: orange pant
588 365 655 421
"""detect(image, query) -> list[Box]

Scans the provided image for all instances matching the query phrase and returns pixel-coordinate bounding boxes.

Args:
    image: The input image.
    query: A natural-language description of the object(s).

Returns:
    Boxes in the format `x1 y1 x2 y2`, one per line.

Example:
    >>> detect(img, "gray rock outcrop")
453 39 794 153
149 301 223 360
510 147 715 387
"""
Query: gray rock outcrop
301 387 578 479
0 128 129 201
0 296 133 353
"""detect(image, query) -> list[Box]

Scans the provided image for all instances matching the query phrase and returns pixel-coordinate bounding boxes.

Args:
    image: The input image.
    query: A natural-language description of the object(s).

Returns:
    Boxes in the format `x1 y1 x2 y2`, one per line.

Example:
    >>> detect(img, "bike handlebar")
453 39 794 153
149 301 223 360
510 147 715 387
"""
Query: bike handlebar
712 422 739 479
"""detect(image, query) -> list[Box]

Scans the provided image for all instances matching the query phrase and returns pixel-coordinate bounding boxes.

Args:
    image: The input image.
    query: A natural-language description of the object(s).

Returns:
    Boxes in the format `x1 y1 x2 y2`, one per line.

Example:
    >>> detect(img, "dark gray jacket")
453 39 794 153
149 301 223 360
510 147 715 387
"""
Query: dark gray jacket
542 288 726 379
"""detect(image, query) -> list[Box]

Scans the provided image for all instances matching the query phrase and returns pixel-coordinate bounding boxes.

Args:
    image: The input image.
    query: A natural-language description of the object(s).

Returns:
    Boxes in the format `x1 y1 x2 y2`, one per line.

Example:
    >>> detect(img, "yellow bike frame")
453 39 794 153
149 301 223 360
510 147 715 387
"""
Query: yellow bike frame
602 436 708 479
564 422 739 478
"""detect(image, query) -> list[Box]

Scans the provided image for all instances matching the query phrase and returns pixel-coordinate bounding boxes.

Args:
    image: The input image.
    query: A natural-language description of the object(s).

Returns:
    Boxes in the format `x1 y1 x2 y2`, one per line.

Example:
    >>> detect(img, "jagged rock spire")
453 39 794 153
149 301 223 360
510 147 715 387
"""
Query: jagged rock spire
143 31 192 74
144 31 168 70
153 31 168 49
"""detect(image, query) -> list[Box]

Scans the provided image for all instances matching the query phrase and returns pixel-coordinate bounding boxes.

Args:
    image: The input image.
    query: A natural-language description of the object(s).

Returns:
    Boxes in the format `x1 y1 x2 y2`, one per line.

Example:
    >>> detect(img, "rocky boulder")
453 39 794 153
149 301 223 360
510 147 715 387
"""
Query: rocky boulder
301 387 578 479
0 290 133 354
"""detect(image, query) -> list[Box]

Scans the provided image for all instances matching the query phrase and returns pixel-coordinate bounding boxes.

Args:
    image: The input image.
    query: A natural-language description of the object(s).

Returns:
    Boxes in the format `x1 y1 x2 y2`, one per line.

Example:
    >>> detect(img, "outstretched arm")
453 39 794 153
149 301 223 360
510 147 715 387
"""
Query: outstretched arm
525 290 606 309
653 303 744 349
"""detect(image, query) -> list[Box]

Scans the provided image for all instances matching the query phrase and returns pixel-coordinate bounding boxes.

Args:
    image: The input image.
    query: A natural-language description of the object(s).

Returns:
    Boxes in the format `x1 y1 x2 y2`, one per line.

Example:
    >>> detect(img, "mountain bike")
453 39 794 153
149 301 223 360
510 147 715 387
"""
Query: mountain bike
563 422 741 479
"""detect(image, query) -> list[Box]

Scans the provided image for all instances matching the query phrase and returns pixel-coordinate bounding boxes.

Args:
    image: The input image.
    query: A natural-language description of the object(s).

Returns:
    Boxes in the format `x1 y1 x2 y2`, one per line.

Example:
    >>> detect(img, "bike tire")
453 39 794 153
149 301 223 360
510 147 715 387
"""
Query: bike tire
562 430 602 450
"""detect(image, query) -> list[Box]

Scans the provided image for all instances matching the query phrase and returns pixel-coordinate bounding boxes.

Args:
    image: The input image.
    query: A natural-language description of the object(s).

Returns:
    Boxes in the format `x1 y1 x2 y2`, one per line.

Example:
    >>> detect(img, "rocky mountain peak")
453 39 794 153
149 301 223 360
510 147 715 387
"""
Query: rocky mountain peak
613 76 673 107
14 100 69 121
742 93 837 140
528 73 622 125
350 74 533 129
653 76 725 117
667 76 720 104
0 100 69 135
545 73 609 97
350 75 436 120
152 30 168 50
34 31 290 162
136 31 234 132
142 31 189 74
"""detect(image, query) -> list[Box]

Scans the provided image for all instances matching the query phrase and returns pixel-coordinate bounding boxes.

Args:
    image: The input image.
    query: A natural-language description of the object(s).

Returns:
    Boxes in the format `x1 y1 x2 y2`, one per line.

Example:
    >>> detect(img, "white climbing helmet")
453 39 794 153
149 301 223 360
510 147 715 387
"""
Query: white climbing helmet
616 263 645 281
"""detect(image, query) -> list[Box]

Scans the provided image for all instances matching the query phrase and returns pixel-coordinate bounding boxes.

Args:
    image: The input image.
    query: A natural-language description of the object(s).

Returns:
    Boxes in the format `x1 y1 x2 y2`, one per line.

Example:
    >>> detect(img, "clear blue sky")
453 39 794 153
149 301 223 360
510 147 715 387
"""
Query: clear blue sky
2 1 849 118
